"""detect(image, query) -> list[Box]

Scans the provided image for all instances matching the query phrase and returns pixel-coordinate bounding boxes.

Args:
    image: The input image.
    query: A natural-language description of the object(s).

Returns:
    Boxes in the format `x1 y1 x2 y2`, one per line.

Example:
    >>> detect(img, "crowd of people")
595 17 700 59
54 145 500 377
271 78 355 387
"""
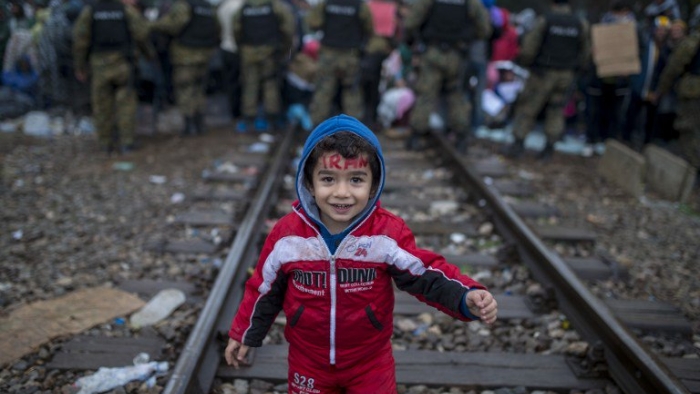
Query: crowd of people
0 0 699 168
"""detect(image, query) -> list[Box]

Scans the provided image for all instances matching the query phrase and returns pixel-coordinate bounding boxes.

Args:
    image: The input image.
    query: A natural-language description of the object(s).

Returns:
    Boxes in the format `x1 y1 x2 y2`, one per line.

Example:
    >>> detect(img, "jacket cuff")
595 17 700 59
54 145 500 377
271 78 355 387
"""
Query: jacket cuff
459 289 480 320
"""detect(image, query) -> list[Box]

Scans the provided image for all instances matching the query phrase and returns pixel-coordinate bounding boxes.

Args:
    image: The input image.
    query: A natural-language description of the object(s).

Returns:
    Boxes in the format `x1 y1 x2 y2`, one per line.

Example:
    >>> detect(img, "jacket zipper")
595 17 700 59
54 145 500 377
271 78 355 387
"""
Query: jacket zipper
329 255 337 365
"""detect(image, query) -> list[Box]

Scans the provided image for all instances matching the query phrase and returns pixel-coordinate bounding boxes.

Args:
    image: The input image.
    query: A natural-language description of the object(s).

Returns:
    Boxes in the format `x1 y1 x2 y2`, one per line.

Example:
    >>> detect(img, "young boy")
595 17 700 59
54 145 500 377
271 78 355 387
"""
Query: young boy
225 114 498 393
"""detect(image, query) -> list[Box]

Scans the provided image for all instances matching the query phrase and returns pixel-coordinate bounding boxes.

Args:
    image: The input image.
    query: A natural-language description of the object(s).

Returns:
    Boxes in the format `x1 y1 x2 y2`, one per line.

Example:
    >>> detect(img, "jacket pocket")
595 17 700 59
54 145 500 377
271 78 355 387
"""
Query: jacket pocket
364 304 383 331
289 304 305 327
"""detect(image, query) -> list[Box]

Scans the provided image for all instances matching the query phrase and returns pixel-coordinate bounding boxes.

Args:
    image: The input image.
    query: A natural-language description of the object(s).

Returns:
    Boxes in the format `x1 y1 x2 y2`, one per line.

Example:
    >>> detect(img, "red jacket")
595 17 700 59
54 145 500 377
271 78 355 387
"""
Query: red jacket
229 201 486 369
491 9 520 62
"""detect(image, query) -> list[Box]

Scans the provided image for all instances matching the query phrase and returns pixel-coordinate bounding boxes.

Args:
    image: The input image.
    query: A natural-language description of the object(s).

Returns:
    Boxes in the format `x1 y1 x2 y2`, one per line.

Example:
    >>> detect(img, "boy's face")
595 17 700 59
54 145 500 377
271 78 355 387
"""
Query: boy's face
309 151 374 234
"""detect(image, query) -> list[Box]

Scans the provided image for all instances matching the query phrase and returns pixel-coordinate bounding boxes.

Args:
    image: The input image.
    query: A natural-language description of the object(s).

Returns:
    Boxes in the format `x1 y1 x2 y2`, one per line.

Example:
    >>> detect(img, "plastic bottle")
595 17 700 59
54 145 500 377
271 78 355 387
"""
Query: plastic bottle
129 288 186 328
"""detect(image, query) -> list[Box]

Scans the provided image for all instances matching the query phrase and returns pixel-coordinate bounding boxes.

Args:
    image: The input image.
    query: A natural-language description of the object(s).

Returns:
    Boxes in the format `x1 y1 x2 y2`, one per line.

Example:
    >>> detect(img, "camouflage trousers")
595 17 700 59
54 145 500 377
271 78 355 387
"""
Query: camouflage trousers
309 47 363 126
409 46 470 135
675 99 700 169
240 52 281 118
90 61 137 148
173 62 209 117
512 68 575 141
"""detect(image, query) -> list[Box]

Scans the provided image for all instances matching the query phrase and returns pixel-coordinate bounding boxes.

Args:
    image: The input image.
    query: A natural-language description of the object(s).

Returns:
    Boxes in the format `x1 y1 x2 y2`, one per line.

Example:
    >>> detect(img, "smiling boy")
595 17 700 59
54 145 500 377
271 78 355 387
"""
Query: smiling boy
225 114 498 393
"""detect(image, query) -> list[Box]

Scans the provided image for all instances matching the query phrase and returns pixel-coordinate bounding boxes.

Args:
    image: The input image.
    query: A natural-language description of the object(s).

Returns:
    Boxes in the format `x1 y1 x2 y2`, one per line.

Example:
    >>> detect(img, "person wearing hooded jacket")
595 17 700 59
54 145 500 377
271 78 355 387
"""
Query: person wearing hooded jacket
225 114 498 393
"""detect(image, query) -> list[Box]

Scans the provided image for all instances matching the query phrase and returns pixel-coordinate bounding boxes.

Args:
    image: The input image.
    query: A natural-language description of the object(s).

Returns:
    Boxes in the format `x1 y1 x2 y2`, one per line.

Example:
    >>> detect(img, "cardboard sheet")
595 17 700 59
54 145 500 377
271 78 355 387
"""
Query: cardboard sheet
0 286 145 366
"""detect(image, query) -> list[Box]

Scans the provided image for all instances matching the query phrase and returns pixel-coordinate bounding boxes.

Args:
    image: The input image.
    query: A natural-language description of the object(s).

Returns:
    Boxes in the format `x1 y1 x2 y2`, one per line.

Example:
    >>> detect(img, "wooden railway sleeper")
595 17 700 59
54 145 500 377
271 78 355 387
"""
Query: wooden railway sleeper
566 341 609 379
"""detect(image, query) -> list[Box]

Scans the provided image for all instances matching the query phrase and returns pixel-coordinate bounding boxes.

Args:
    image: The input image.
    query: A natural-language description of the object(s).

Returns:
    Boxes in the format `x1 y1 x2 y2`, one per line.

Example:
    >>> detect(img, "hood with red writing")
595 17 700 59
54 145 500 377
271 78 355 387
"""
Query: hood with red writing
295 114 386 253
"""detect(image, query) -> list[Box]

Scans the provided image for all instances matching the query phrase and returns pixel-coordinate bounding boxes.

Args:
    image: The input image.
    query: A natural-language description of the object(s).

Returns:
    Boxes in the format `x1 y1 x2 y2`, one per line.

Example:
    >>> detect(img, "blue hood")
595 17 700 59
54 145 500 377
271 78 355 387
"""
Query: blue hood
295 114 386 252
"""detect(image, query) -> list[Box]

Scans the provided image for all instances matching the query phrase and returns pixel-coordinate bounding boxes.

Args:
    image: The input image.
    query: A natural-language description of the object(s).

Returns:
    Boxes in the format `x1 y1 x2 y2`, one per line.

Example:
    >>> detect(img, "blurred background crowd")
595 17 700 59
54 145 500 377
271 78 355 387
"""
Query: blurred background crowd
0 0 699 160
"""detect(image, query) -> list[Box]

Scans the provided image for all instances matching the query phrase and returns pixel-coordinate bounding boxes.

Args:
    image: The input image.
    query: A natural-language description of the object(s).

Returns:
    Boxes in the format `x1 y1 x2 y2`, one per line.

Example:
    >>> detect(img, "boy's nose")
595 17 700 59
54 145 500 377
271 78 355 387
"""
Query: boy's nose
334 181 351 196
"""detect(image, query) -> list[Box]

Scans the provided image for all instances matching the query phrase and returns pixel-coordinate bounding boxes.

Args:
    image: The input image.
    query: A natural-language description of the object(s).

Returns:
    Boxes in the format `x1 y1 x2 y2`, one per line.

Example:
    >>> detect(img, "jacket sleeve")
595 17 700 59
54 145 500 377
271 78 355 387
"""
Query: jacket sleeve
305 1 325 32
150 0 191 36
657 35 699 95
577 18 591 70
517 15 547 67
402 0 432 42
468 0 492 41
359 2 375 43
229 224 288 347
126 5 156 61
389 221 486 321
72 6 93 74
276 0 297 53
232 6 243 45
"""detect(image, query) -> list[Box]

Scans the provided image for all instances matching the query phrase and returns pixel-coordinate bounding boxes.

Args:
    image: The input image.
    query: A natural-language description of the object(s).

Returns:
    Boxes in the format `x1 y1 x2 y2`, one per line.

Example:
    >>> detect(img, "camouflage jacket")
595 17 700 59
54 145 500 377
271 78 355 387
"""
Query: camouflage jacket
306 0 374 50
657 31 700 99
517 4 590 70
150 0 221 65
402 0 491 45
232 0 296 61
72 0 154 73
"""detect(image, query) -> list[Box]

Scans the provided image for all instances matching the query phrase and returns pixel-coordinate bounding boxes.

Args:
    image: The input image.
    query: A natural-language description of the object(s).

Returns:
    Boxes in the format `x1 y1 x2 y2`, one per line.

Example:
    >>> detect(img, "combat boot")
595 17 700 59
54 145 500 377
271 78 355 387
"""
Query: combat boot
455 132 469 154
254 116 269 132
100 143 116 157
182 116 196 136
537 142 555 161
506 138 525 158
120 141 138 155
235 119 248 133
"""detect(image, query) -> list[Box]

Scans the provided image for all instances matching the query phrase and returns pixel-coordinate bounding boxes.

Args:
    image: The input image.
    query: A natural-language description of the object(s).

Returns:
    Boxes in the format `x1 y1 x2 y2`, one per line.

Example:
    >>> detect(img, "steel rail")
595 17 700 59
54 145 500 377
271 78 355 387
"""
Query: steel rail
429 131 689 394
164 127 298 394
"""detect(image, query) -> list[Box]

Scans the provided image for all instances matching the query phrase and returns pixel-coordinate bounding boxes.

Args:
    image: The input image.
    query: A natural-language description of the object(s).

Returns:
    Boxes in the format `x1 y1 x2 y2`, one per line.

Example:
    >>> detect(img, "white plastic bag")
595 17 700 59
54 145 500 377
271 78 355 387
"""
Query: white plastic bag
74 361 169 394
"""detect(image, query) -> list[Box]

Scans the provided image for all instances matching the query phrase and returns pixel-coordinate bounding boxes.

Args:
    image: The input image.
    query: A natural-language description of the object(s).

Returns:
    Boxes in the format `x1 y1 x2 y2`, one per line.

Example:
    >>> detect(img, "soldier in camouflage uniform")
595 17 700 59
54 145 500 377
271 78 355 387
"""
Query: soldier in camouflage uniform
305 0 374 127
233 0 295 132
73 0 155 154
403 0 491 152
150 0 220 136
506 0 590 160
653 5 700 171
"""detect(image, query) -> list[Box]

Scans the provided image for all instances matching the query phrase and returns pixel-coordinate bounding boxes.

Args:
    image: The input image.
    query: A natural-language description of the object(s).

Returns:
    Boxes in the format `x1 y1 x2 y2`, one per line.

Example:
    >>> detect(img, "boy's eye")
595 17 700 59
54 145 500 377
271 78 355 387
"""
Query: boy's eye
350 177 365 184
320 176 334 183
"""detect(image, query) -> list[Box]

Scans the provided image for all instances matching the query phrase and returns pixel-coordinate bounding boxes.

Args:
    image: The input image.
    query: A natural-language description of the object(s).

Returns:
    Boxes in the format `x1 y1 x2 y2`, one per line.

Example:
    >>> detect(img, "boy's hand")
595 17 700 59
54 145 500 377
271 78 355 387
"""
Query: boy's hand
224 338 250 368
466 290 498 324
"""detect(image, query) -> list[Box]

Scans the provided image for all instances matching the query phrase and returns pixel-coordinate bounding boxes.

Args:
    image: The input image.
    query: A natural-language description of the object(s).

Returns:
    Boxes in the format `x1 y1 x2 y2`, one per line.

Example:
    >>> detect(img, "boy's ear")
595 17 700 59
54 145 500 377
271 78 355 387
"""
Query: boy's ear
304 179 315 195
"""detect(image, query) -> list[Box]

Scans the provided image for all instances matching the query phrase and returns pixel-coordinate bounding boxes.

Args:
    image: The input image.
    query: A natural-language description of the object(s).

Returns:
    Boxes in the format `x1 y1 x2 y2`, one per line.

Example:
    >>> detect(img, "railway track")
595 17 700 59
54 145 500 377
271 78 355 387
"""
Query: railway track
158 126 698 394
2 112 696 393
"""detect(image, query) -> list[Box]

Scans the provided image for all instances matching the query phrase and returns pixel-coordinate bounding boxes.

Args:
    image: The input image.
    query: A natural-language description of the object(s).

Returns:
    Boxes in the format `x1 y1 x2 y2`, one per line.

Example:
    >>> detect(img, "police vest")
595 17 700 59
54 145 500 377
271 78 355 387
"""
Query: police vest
178 0 218 48
90 1 130 53
322 0 363 49
240 2 278 46
420 0 471 45
534 12 582 69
